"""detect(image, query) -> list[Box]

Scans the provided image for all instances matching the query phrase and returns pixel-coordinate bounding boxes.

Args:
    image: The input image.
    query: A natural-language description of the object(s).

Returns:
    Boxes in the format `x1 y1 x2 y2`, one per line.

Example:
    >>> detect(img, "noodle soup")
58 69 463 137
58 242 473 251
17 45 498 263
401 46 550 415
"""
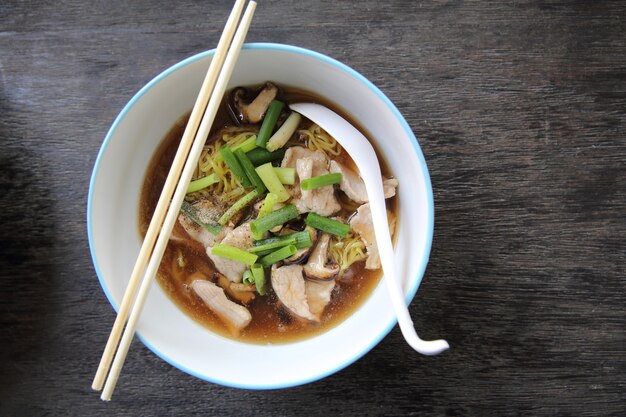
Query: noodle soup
140 83 398 343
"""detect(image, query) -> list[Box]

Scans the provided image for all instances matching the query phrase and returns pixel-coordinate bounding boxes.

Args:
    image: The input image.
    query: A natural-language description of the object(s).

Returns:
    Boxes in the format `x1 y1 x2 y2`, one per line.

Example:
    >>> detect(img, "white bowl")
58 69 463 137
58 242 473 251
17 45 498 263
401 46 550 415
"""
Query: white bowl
88 43 434 389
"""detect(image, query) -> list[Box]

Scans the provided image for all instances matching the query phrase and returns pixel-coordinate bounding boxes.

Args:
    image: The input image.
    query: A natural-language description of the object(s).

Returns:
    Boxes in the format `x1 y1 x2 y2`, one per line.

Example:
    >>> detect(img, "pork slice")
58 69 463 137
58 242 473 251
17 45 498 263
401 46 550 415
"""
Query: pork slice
207 222 253 283
365 246 381 270
282 145 351 215
177 198 229 247
294 157 341 216
178 214 230 248
170 216 193 243
329 160 398 204
271 264 316 321
383 177 399 199
281 146 327 170
350 204 379 269
349 203 395 270
305 279 335 321
329 160 368 204
192 280 251 337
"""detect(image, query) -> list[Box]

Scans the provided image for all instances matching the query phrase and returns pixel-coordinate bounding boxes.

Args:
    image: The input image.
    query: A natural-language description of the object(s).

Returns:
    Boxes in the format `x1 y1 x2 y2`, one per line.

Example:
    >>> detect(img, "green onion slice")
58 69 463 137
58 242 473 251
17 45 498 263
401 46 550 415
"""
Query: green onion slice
251 264 266 295
259 245 298 267
250 204 299 240
300 173 342 191
211 244 258 266
255 163 290 202
256 100 284 148
305 212 350 238
187 173 219 194
218 189 260 226
220 146 251 187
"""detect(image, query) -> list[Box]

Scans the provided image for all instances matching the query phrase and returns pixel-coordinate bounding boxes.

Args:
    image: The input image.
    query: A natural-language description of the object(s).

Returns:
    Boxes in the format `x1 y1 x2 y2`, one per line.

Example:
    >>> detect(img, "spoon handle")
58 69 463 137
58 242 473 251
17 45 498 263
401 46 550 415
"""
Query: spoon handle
362 169 449 355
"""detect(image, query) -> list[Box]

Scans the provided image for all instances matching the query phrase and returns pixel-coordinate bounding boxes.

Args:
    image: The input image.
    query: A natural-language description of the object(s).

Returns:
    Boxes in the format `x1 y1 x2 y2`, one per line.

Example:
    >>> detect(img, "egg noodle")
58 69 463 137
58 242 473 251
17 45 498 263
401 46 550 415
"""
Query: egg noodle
299 123 342 156
192 127 257 203
329 231 368 275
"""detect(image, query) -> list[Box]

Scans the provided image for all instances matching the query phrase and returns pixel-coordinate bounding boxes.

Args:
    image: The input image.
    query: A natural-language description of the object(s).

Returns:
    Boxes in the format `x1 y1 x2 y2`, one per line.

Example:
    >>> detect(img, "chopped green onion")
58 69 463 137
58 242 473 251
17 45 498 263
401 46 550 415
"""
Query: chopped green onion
218 189 260 226
273 167 296 185
255 163 290 202
254 230 313 250
234 148 267 193
257 193 278 219
187 173 219 194
256 100 285 148
211 244 258 265
266 112 301 152
259 245 297 267
251 264 266 295
301 173 342 191
248 237 296 254
242 270 255 285
232 136 258 153
180 201 221 235
289 229 314 249
246 147 286 166
305 212 350 238
215 136 258 162
220 146 251 187
250 204 299 240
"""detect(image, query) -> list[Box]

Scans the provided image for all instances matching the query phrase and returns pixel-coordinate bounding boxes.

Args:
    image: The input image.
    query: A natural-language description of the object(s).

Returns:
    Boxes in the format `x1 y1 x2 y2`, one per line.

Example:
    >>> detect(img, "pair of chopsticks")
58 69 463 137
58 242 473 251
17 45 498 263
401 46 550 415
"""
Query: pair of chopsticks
92 0 257 401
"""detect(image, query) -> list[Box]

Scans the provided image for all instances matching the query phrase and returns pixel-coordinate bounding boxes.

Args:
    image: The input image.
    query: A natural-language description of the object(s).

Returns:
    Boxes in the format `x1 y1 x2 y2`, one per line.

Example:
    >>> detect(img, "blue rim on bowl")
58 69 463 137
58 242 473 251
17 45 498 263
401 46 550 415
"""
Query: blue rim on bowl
87 42 434 389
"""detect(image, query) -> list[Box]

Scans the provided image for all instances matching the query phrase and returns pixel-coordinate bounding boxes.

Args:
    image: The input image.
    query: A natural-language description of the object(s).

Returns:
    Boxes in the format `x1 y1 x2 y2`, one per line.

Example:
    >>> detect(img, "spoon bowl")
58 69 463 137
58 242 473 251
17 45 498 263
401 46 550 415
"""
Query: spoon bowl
290 102 449 356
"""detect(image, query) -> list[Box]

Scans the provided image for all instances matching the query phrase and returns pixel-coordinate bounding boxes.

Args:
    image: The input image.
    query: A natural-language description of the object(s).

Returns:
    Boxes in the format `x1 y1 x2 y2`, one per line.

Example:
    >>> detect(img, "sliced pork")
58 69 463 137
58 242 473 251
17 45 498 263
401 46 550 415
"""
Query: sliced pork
383 177 399 199
329 159 399 204
281 146 327 170
271 264 316 321
281 146 341 216
304 279 335 321
192 280 251 337
178 214 230 248
329 160 368 204
349 203 396 270
207 222 253 283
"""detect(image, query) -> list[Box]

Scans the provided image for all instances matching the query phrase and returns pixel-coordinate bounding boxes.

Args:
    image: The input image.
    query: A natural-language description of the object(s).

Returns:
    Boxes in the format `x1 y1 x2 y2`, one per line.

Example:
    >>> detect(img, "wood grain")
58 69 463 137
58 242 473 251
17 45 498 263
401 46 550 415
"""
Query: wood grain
1 0 624 415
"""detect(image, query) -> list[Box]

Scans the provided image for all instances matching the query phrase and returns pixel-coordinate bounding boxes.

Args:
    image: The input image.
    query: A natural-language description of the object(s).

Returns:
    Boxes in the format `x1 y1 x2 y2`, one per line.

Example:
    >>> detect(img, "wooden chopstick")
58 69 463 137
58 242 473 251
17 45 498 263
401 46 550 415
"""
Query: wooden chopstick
92 0 246 393
95 0 256 401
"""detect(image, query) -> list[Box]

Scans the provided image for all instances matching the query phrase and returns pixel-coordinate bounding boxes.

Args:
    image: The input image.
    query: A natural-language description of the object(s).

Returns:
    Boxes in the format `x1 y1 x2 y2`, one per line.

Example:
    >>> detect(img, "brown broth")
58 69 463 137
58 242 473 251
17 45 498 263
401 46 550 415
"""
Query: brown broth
139 85 396 344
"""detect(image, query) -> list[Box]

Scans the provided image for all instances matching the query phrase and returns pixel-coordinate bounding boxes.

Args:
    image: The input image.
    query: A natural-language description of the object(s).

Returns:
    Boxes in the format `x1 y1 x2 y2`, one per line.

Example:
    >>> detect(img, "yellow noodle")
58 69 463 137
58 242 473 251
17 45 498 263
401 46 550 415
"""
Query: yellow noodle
329 231 368 275
298 124 342 158
190 127 257 204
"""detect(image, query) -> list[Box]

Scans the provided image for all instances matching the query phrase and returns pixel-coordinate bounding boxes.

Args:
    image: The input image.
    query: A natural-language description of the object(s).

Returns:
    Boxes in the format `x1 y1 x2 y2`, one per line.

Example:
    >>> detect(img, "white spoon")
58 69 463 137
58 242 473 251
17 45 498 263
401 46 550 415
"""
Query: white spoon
290 103 449 356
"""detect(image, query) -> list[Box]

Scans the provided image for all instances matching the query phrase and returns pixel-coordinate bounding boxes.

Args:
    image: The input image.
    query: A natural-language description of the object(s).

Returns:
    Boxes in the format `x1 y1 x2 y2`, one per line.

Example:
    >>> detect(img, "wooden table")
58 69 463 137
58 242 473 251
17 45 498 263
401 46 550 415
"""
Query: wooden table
1 1 624 415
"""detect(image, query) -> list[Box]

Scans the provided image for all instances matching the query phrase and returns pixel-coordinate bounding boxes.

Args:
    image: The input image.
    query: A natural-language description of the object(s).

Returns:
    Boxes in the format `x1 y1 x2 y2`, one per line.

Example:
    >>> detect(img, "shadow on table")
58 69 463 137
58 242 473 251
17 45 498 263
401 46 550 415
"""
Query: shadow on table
0 92 57 410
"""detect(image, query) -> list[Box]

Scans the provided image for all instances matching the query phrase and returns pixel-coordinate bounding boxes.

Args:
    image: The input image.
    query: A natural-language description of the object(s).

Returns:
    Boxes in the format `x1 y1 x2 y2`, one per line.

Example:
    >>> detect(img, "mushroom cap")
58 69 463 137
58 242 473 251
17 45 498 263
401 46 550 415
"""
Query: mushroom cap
303 233 340 280
228 82 279 124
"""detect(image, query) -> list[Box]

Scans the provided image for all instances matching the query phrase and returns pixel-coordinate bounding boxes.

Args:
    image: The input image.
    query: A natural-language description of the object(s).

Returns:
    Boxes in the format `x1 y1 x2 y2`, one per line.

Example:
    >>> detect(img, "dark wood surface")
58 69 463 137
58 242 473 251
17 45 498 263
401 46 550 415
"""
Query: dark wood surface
1 1 624 415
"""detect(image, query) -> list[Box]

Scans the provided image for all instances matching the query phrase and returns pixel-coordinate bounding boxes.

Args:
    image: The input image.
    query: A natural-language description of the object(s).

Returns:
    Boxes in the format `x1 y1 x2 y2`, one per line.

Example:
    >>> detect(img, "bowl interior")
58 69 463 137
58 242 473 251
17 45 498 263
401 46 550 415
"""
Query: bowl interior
88 43 433 389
